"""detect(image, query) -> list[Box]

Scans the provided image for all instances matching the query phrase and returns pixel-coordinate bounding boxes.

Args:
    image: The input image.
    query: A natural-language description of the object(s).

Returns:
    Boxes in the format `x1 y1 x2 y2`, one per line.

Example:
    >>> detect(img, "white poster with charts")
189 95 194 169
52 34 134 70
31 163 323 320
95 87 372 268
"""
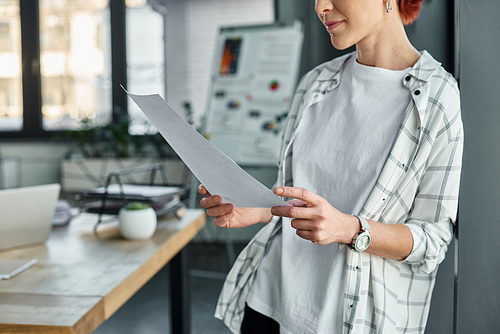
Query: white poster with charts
204 21 304 166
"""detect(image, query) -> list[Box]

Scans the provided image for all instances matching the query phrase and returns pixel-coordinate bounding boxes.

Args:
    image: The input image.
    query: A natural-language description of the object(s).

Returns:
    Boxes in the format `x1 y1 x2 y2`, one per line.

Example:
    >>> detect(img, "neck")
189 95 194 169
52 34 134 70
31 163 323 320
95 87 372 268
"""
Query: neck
356 11 420 70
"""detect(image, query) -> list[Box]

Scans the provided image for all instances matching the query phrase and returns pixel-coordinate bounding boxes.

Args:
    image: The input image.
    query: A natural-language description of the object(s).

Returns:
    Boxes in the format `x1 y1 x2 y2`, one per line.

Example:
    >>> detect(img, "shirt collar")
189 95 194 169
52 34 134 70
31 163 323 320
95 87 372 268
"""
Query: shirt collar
315 50 441 84
315 52 353 84
404 50 441 82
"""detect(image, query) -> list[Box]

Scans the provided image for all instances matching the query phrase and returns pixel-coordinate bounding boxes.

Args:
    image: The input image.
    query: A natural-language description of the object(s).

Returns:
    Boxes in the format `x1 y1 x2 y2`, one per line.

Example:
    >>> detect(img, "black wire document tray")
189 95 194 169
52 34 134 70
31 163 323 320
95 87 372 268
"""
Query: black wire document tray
82 184 189 216
83 184 189 204
79 164 190 235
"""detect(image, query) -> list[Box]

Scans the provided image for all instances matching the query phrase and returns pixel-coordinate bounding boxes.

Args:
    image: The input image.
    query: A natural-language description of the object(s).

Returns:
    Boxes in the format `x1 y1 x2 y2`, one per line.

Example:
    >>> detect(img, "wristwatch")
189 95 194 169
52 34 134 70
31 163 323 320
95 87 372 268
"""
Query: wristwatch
351 215 372 252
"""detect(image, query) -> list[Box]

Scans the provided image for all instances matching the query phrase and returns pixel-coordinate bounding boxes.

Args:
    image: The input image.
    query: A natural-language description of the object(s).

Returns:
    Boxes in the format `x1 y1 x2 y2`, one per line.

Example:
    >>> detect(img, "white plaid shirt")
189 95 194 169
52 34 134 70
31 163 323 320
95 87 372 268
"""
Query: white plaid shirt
215 51 463 334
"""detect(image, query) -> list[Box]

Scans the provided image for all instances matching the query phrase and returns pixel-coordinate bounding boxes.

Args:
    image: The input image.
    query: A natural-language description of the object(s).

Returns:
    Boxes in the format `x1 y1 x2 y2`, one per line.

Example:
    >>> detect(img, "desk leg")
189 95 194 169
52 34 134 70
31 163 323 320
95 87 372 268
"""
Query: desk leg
171 247 190 334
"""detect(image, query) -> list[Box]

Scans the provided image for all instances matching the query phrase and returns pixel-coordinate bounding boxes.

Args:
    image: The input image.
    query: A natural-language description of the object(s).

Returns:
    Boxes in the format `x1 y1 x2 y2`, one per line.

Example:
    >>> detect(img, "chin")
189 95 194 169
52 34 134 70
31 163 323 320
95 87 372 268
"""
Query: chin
329 37 355 51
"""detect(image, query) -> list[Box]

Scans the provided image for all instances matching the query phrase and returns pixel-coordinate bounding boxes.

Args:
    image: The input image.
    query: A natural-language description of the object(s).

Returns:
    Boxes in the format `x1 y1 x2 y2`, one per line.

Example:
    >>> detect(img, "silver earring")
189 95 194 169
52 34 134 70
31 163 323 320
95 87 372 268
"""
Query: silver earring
386 0 392 13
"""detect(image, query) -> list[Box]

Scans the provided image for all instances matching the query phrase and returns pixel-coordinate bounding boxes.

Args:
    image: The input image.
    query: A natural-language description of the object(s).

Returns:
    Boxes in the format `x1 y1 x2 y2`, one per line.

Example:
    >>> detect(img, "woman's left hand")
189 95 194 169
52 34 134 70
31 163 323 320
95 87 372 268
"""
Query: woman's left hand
271 186 358 245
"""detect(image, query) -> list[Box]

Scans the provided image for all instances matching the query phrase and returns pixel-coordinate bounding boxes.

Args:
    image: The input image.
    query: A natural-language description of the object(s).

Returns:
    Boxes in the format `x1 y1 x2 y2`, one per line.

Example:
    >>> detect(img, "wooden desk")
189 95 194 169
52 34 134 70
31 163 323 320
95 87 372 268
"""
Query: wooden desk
0 209 206 334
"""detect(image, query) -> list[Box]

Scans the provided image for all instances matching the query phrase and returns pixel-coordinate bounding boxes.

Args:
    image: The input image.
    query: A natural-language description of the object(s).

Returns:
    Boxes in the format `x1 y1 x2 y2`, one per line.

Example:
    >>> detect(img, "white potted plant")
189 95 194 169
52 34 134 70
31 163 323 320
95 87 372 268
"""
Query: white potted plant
118 201 157 240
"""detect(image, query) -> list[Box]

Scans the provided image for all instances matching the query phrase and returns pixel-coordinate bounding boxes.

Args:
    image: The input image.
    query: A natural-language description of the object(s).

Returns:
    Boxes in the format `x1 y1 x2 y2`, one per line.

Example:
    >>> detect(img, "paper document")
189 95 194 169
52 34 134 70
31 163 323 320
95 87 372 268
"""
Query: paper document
124 89 288 208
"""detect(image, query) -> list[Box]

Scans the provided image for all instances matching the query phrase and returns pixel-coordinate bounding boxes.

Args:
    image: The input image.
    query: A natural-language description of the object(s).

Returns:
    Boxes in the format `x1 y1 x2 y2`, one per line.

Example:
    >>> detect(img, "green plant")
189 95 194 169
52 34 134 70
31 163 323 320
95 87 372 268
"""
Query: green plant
125 201 151 210
62 106 149 159
105 106 145 158
60 104 189 159
60 117 107 158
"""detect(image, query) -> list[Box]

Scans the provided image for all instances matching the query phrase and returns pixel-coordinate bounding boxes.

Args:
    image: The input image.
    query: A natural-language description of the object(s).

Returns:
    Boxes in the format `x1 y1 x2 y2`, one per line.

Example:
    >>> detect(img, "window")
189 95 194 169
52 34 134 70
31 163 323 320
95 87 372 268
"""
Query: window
126 0 165 135
0 0 113 137
0 1 23 131
39 0 112 130
0 0 275 137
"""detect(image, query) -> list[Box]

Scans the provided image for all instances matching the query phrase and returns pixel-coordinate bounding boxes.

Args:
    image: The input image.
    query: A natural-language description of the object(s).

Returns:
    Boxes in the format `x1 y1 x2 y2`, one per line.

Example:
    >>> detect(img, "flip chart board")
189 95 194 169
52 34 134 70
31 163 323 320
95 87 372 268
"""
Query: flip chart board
204 20 304 166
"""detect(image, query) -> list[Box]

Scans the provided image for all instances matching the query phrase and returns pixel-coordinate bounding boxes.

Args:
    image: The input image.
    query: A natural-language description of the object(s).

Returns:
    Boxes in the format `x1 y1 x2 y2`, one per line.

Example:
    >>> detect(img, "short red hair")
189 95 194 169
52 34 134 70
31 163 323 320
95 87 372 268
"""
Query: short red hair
398 0 424 25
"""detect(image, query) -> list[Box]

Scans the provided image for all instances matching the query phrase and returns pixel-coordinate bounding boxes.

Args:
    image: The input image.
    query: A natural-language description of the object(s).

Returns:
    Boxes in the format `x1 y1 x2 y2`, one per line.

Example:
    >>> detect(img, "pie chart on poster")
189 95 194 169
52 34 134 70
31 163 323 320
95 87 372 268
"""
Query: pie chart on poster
269 80 280 91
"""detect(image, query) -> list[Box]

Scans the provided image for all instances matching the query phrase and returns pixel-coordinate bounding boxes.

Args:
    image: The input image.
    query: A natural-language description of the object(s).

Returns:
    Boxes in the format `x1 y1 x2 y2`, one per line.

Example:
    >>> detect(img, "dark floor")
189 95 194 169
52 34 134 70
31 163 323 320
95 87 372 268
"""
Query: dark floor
92 242 245 334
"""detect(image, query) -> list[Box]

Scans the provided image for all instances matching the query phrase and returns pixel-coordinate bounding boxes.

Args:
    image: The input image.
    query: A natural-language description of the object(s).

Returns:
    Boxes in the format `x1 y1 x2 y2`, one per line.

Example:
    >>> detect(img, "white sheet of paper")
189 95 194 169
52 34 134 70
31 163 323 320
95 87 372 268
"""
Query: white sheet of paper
125 89 288 208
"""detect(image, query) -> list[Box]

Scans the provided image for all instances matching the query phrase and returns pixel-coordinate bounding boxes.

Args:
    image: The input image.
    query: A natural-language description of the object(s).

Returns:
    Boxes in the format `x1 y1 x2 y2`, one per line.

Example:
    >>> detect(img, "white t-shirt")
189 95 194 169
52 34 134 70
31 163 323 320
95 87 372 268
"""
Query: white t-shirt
246 56 411 334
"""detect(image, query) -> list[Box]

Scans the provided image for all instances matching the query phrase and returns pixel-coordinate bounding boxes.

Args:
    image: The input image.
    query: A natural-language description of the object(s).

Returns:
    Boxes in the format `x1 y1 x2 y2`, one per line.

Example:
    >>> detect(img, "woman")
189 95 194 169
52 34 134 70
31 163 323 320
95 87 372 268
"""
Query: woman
200 0 463 333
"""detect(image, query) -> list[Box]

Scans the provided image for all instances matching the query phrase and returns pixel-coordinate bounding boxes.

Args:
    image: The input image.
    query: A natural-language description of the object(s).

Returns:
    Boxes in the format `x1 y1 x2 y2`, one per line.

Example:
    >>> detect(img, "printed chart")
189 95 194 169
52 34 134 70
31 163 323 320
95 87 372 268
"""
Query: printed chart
204 21 304 166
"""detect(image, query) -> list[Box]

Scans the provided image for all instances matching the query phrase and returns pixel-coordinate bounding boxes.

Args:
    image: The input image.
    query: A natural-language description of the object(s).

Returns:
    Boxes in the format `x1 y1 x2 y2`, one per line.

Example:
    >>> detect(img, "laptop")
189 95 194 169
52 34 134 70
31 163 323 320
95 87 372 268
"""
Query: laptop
0 183 61 252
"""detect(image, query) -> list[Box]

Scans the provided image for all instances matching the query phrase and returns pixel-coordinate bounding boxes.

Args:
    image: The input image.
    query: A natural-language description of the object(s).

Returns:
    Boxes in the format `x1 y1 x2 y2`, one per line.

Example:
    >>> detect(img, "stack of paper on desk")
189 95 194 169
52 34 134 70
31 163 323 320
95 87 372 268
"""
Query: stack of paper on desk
84 184 188 203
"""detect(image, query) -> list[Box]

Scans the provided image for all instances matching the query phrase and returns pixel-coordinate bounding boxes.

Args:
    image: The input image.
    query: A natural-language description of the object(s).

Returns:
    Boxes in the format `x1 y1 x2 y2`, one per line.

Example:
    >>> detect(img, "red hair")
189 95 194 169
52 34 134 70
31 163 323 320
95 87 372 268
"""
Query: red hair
398 0 424 25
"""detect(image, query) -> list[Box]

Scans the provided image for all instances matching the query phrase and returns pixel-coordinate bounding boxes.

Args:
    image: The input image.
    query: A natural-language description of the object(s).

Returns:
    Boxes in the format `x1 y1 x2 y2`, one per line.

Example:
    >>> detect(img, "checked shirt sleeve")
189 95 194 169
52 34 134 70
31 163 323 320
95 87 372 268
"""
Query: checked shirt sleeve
403 98 463 274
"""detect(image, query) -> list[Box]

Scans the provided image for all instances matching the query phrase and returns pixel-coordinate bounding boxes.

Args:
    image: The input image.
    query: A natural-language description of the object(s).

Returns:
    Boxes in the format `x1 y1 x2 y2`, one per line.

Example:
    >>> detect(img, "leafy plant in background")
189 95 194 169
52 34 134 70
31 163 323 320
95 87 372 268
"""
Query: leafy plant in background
105 106 145 158
60 101 204 160
61 106 147 159
62 117 108 158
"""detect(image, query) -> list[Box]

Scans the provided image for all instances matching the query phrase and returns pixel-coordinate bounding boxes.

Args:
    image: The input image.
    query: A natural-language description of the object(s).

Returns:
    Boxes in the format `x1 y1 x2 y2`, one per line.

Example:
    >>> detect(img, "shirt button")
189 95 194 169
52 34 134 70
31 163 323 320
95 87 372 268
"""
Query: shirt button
414 90 421 95
405 75 411 81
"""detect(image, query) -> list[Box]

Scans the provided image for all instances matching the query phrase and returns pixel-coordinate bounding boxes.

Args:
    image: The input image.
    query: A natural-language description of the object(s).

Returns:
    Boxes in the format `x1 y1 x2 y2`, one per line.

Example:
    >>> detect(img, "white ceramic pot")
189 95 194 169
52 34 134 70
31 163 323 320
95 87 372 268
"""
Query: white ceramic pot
118 207 157 240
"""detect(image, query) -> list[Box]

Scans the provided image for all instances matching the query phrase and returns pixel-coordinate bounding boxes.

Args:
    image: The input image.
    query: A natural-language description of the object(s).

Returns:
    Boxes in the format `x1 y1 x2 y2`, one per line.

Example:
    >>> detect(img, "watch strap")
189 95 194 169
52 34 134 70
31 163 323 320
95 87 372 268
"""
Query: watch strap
338 215 370 250
353 215 370 233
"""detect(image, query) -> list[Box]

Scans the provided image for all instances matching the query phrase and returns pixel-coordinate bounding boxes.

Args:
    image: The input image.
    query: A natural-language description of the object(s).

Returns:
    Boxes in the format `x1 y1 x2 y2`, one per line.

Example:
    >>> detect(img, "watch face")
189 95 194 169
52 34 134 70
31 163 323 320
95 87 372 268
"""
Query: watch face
356 233 372 251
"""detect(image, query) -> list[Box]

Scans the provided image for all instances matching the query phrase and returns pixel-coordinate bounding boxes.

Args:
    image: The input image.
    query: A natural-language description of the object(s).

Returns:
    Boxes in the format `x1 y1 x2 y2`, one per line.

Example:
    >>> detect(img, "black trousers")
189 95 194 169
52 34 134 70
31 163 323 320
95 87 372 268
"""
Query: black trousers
241 304 280 334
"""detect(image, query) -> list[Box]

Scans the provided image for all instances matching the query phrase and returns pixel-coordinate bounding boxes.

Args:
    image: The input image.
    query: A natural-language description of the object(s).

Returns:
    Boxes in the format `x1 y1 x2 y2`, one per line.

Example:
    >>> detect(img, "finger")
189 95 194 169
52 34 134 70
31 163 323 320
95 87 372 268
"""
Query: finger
198 184 211 196
206 203 234 218
275 187 321 206
214 211 235 228
295 229 317 243
200 195 222 209
271 205 313 219
290 218 314 231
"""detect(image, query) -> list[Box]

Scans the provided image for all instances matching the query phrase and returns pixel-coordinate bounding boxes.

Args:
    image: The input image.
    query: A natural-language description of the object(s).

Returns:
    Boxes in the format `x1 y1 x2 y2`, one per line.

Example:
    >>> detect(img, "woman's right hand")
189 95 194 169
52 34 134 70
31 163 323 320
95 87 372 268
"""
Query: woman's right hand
198 185 273 228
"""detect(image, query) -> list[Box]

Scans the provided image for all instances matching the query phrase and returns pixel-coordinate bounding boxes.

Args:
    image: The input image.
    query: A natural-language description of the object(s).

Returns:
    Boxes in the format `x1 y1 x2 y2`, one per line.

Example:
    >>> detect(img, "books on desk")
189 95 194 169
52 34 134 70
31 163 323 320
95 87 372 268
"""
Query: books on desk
0 259 37 280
